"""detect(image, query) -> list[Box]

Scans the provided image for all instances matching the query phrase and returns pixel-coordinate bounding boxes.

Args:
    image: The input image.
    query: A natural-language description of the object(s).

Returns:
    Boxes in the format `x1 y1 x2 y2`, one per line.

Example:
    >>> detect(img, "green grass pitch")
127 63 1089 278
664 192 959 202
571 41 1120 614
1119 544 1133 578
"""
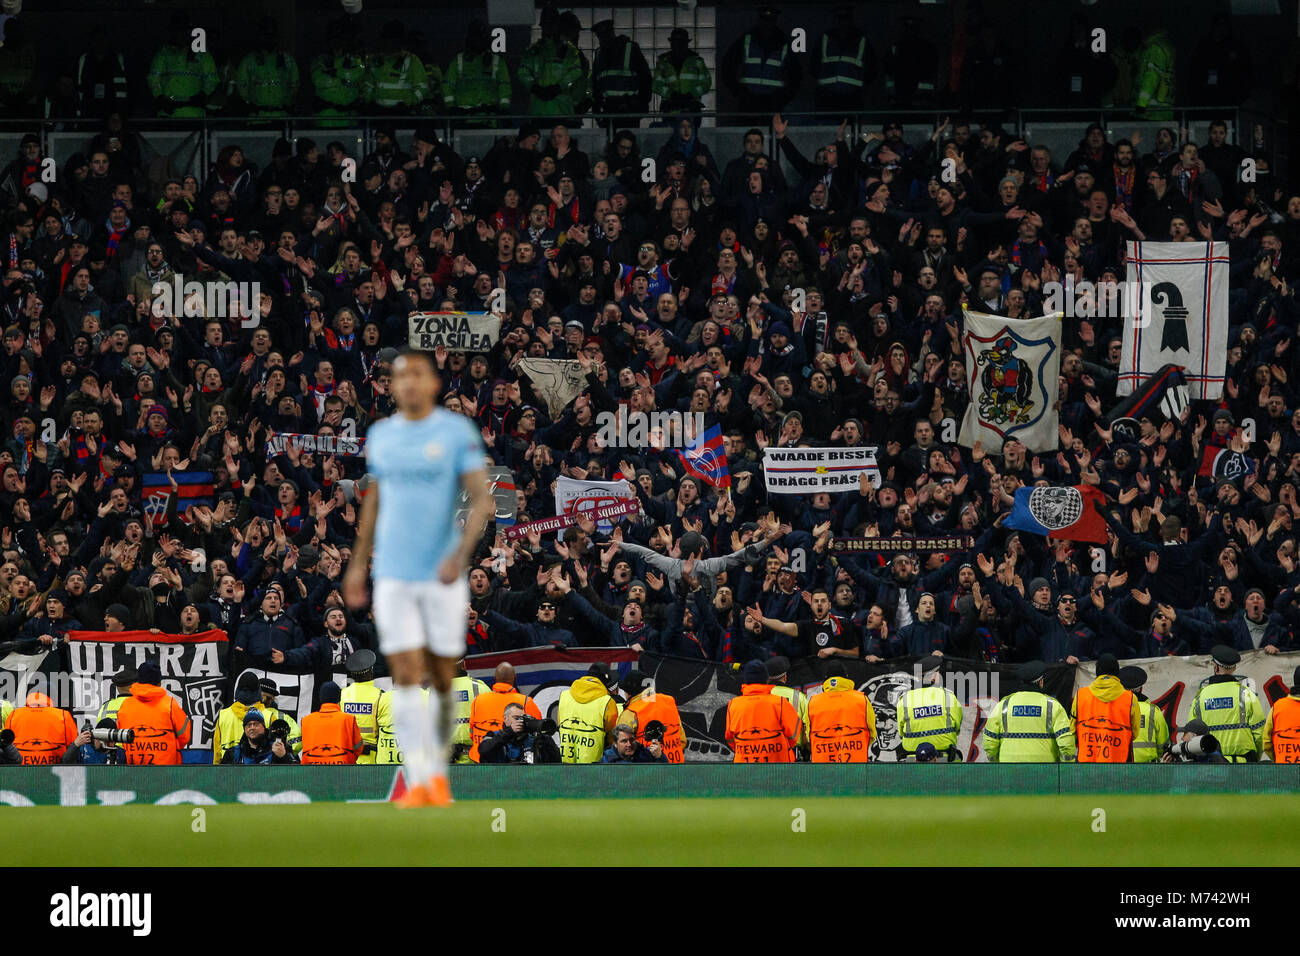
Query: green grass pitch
7 795 1300 865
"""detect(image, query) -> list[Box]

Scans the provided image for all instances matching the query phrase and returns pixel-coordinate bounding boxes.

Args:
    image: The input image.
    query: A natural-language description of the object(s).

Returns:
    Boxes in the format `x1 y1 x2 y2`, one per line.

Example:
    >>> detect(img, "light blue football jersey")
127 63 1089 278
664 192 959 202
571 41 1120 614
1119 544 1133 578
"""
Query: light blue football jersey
365 409 486 581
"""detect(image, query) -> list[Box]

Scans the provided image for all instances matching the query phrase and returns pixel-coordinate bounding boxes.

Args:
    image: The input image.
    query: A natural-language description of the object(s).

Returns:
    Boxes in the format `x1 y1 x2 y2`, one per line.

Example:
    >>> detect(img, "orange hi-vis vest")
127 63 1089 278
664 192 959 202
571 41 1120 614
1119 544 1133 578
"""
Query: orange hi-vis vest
469 683 542 763
1270 696 1300 763
809 683 871 763
726 683 799 763
623 690 687 763
9 692 78 765
1075 686 1134 763
116 682 192 765
300 703 363 764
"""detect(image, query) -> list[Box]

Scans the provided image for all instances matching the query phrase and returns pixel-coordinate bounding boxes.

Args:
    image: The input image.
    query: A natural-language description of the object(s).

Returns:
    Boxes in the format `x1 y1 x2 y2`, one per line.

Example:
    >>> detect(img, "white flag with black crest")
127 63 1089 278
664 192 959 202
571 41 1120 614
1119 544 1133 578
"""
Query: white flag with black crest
1120 241 1229 400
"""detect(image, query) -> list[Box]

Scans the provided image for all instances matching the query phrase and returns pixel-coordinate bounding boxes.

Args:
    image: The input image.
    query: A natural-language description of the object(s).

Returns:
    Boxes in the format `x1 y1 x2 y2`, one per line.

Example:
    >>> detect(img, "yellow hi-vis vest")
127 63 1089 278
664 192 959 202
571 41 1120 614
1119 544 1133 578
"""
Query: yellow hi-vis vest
770 685 811 752
451 676 489 763
213 703 301 763
96 694 130 726
1189 677 1265 760
0 698 12 728
342 680 387 765
1132 698 1170 763
376 687 421 765
983 690 1074 763
557 689 611 764
898 685 963 753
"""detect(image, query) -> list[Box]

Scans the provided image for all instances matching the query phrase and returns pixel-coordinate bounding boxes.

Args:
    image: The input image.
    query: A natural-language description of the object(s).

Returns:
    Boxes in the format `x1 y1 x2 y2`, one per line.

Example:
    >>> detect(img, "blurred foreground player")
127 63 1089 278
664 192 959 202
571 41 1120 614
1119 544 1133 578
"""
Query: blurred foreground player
344 349 494 807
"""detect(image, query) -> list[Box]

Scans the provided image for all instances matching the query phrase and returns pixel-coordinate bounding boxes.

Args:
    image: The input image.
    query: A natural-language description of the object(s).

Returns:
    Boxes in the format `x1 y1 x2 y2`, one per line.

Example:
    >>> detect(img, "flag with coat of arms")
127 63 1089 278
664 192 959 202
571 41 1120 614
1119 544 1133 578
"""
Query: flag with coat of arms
958 308 1063 454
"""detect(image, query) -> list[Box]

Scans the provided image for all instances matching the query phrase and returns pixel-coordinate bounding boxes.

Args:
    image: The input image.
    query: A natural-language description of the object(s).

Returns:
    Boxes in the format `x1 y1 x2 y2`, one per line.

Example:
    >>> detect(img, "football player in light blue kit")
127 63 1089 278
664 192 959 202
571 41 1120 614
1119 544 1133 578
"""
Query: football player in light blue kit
344 349 494 807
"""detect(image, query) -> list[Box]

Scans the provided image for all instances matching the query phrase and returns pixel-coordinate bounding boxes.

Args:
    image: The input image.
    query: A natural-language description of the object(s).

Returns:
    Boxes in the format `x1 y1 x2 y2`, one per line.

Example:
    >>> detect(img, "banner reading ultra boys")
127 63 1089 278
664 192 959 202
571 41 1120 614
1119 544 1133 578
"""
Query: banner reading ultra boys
763 446 880 493
67 630 229 750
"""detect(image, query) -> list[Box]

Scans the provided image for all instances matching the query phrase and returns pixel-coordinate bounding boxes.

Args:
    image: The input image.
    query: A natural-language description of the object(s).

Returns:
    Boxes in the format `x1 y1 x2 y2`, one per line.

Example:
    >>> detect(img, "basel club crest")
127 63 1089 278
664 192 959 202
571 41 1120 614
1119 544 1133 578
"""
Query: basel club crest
1027 486 1084 531
971 326 1055 441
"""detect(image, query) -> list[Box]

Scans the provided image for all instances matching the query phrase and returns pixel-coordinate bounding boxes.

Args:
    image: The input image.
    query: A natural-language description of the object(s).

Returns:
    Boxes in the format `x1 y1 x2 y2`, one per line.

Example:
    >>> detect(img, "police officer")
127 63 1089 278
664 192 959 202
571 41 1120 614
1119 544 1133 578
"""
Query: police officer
340 649 391 766
368 20 430 113
1187 645 1265 762
766 656 810 760
897 657 963 760
310 18 372 125
214 671 262 764
233 17 300 118
1264 665 1300 763
95 664 136 725
722 7 800 117
443 19 512 124
591 19 651 124
449 660 490 764
1120 665 1169 764
653 28 711 129
982 661 1075 762
257 677 302 756
146 12 219 118
519 8 586 122
813 5 874 114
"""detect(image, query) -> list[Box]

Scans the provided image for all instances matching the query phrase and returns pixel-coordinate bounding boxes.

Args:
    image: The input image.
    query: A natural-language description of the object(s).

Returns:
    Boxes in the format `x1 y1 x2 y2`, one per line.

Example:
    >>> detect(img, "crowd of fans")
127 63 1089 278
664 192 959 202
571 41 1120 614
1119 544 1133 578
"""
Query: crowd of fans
0 6 1295 719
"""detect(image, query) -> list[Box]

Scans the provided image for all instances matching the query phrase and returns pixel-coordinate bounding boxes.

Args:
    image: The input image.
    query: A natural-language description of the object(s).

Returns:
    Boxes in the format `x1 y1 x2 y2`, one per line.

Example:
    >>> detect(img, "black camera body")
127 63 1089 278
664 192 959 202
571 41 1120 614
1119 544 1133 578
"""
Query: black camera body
267 719 291 745
642 719 667 744
520 715 557 736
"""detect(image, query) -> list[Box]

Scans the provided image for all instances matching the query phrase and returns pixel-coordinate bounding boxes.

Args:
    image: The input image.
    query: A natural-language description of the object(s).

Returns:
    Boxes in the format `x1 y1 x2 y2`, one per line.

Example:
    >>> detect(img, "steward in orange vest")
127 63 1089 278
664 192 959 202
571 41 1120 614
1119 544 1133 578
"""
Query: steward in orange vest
301 681 364 764
618 669 687 763
1264 666 1300 763
115 660 192 765
469 662 542 763
808 668 875 763
1071 654 1141 763
725 660 799 763
8 691 78 764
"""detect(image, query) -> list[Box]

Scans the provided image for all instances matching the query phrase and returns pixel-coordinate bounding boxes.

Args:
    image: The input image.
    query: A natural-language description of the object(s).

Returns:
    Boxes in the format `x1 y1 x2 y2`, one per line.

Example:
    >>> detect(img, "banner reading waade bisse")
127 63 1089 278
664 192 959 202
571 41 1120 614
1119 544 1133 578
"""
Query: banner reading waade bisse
763 447 880 493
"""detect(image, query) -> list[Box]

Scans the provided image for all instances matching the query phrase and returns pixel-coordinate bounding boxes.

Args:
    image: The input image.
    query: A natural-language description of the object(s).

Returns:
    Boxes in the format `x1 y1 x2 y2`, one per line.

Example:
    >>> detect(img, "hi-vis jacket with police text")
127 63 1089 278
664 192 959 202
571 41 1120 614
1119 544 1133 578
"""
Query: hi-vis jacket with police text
897 685 962 754
341 679 390 765
1189 673 1265 759
982 689 1075 762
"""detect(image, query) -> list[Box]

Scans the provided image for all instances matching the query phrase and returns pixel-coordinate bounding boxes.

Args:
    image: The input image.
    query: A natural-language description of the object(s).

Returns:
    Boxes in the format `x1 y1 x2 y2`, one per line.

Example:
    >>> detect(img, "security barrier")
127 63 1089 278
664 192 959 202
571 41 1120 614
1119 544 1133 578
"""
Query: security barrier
1 763 1297 805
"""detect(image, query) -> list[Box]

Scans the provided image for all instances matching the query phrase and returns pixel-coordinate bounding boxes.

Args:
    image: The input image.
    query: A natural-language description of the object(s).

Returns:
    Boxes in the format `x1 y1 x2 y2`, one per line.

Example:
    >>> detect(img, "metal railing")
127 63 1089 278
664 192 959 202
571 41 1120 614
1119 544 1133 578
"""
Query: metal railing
16 105 1258 183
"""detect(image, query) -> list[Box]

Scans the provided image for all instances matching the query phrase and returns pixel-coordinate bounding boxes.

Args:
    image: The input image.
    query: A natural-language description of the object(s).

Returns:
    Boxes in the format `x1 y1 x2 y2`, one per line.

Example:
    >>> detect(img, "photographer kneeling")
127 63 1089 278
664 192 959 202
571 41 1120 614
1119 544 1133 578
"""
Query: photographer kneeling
600 722 668 763
63 719 131 764
220 710 299 765
1161 719 1228 764
479 703 561 764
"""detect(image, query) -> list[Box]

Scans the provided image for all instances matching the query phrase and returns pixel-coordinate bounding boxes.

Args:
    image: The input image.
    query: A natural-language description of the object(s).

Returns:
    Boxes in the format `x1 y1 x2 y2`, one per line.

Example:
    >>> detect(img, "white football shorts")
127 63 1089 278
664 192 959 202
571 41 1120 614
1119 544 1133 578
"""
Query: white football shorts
373 576 469 658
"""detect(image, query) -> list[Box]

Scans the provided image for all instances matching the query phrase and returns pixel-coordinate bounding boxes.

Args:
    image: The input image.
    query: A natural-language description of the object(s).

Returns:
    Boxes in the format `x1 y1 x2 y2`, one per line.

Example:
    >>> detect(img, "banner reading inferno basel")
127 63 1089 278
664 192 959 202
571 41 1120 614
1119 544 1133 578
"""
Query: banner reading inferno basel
66 630 229 750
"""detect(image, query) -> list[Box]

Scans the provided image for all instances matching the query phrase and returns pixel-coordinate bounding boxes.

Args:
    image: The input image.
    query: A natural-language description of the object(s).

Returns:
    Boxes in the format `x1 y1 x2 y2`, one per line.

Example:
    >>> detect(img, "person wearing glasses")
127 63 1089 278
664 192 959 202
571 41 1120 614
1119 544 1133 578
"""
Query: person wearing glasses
482 595 577 650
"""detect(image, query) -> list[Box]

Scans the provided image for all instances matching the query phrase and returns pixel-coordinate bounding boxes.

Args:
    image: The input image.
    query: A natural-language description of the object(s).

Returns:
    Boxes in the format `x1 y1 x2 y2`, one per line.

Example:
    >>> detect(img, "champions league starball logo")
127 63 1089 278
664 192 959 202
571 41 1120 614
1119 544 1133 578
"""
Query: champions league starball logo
1027 486 1084 531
